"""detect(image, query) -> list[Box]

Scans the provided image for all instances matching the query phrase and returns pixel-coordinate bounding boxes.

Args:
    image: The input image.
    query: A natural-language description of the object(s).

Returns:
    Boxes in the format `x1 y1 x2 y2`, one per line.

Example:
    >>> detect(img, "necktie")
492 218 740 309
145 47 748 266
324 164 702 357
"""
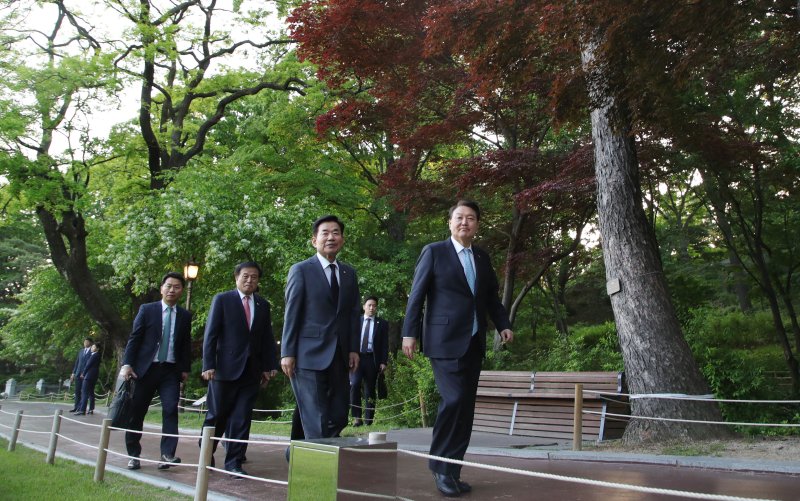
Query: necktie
243 295 252 329
158 307 172 362
463 249 478 335
361 318 371 352
330 263 339 305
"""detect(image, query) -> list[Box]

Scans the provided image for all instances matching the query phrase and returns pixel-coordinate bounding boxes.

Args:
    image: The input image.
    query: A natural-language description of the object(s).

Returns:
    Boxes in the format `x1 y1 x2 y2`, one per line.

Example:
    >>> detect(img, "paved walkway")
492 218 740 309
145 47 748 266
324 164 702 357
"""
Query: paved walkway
1 400 798 500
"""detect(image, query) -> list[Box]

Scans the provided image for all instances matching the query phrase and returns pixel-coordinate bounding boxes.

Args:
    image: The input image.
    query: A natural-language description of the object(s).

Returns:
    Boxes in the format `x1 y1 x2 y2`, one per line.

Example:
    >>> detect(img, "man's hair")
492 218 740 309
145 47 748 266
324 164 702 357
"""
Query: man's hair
312 215 345 236
235 261 262 278
363 295 378 305
161 271 186 287
84 337 93 343
92 342 101 350
448 200 481 221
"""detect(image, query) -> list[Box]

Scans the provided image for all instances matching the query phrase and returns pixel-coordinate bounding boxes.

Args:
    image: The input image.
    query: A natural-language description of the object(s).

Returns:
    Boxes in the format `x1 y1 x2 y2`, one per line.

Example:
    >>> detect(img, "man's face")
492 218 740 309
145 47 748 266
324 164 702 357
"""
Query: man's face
83 339 92 348
363 299 377 317
235 266 260 295
160 277 184 306
312 221 344 260
449 205 479 242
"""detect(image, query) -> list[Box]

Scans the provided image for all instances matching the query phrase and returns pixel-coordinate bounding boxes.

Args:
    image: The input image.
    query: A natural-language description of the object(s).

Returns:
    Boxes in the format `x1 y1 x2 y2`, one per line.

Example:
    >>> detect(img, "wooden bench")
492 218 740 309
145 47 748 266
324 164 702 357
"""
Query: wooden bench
474 371 630 442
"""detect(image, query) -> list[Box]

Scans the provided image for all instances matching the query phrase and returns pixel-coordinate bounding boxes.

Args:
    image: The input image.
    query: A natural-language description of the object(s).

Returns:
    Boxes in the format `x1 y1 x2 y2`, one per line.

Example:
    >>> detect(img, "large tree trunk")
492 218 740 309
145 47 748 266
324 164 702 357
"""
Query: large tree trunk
581 36 729 443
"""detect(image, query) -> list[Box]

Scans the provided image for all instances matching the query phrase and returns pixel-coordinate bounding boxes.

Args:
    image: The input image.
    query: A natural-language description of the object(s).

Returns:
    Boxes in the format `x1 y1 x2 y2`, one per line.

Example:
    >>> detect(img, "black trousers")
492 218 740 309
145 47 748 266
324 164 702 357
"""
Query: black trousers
125 362 181 458
428 335 482 477
202 370 259 471
349 352 378 423
291 345 349 439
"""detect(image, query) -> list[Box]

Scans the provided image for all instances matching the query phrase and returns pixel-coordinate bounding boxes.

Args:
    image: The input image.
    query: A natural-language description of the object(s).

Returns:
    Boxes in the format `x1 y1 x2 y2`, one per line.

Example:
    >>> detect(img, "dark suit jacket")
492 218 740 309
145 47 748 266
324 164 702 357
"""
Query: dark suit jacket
360 315 389 366
202 290 278 381
72 347 90 377
81 350 101 381
122 301 193 378
281 256 361 370
402 239 511 358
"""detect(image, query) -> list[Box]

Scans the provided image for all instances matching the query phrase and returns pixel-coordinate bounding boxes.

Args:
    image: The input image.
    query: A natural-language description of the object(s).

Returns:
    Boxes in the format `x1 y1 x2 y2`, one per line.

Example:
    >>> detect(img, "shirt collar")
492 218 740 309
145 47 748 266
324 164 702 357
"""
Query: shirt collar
237 289 251 300
316 253 338 269
450 236 472 254
161 300 175 311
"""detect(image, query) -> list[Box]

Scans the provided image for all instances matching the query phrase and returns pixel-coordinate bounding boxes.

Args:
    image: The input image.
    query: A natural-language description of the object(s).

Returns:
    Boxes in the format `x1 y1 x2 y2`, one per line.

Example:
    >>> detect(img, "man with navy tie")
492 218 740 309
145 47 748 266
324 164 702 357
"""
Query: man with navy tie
281 215 361 440
69 337 93 413
120 272 192 471
403 200 514 497
201 261 279 477
350 295 389 426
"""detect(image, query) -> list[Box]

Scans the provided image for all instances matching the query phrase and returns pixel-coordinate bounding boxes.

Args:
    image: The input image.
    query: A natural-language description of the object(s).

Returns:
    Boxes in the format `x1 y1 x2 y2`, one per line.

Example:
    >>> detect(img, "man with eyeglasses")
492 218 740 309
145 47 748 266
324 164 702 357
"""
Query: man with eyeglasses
201 261 279 478
120 272 193 471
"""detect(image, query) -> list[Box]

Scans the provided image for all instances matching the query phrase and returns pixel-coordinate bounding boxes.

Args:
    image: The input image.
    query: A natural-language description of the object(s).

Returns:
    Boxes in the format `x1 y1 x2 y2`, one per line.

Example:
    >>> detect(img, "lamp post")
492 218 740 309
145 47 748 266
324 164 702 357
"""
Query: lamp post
183 260 200 311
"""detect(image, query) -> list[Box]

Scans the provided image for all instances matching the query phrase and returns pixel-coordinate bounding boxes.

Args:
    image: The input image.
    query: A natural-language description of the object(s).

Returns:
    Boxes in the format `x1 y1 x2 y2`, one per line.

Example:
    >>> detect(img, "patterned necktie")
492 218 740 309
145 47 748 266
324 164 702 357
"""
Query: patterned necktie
361 318 371 352
243 295 252 329
463 248 476 293
330 263 339 305
158 306 172 362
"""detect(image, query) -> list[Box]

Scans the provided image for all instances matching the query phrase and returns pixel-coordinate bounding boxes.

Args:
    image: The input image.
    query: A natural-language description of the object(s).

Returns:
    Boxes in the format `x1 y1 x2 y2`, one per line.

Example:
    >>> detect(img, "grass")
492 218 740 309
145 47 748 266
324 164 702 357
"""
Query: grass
0 438 190 501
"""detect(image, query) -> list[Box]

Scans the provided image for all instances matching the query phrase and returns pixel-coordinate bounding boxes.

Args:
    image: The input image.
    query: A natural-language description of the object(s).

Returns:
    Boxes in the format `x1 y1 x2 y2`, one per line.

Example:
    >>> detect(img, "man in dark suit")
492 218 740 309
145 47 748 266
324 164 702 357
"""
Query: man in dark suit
69 337 92 413
120 271 192 471
75 342 101 415
402 200 514 497
281 215 361 440
350 295 389 426
201 261 279 477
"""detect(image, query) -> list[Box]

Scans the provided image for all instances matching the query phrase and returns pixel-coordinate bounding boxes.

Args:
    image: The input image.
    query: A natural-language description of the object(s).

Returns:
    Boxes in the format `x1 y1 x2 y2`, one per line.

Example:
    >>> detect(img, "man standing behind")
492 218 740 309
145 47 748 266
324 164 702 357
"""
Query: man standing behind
201 261 278 477
350 296 389 426
281 215 361 440
120 272 192 471
69 337 92 413
403 200 513 498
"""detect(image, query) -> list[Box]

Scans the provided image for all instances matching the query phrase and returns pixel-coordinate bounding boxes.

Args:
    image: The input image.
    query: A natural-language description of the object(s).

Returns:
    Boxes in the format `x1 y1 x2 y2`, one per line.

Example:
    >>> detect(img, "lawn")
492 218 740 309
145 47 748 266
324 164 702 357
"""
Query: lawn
0 438 190 501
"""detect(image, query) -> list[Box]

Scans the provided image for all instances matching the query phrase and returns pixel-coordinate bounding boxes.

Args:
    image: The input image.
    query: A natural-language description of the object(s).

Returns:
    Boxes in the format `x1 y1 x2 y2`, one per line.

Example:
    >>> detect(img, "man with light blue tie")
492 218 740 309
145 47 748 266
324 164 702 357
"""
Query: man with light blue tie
402 200 514 497
120 272 193 471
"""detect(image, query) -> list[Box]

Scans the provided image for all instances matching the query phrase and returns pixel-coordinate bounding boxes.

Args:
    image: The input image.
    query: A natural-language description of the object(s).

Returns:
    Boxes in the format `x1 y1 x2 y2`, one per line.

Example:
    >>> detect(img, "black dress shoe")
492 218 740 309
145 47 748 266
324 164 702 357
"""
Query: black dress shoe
127 459 141 470
228 467 248 479
284 446 291 463
241 455 247 463
432 472 460 497
73 411 86 416
68 408 77 413
158 454 181 470
454 478 472 493
87 410 93 415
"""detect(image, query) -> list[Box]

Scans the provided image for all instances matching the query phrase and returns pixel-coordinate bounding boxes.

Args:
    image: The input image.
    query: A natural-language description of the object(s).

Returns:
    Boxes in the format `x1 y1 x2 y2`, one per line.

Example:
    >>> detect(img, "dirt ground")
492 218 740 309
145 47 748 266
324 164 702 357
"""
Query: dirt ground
588 435 800 461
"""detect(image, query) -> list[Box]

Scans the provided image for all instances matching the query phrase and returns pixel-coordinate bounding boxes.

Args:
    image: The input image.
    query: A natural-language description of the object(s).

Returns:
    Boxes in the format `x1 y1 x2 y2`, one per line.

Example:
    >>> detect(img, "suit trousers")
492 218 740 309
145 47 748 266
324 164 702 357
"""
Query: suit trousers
291 346 349 439
428 335 482 476
125 362 181 458
73 379 83 410
202 371 259 470
349 352 378 423
78 376 97 412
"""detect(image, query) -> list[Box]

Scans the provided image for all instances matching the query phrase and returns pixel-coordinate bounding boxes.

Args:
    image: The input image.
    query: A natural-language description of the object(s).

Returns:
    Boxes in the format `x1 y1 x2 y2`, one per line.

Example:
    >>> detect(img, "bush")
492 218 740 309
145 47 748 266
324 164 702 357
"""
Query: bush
536 322 623 372
382 352 437 428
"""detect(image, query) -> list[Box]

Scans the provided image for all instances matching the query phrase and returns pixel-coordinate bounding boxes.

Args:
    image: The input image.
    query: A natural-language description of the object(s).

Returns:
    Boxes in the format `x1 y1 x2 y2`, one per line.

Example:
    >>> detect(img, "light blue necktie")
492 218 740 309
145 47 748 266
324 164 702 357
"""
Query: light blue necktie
158 307 172 362
463 248 478 335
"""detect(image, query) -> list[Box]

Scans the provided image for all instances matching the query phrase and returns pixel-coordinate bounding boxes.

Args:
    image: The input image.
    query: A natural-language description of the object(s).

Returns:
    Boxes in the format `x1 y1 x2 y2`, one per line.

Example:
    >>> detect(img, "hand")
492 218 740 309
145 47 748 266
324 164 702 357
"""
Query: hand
281 357 296 379
379 364 387 374
499 329 514 344
349 352 359 373
180 372 188 382
260 371 271 387
70 374 75 382
120 365 137 381
201 369 215 381
402 338 417 359
269 369 278 378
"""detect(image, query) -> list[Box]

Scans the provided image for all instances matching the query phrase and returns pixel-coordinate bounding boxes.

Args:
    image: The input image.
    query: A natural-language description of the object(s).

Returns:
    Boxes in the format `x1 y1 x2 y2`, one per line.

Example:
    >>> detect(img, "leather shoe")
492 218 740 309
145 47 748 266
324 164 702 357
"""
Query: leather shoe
454 478 472 493
284 446 291 463
432 472 460 497
228 467 248 479
127 459 141 470
158 454 181 470
73 412 85 416
241 455 247 463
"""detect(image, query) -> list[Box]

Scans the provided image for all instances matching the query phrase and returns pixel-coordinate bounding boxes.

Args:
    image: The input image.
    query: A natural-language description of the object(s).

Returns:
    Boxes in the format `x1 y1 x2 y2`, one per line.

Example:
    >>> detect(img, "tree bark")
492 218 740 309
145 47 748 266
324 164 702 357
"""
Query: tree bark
582 35 729 443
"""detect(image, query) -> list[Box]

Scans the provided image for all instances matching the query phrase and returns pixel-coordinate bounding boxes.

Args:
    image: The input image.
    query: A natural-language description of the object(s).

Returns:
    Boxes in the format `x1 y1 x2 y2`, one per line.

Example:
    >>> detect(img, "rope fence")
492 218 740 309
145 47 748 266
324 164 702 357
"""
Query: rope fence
1 386 798 501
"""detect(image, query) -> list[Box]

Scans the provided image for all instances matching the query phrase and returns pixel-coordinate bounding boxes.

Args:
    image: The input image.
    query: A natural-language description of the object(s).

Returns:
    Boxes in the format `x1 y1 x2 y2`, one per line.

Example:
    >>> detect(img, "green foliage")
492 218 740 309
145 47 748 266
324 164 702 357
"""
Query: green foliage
537 322 624 372
382 352 437 428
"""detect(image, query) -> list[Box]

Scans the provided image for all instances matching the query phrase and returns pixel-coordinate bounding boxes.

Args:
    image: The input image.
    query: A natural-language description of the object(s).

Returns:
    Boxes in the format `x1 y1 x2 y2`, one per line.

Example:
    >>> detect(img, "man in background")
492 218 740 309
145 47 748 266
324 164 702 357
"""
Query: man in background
69 337 92 413
350 295 389 426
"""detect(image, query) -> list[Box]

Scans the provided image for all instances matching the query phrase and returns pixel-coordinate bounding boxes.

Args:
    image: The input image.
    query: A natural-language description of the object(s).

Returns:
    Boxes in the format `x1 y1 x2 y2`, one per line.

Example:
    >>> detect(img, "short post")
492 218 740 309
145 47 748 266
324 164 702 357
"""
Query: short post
94 418 112 483
194 426 215 501
572 383 584 451
8 410 23 451
418 390 428 428
46 409 63 464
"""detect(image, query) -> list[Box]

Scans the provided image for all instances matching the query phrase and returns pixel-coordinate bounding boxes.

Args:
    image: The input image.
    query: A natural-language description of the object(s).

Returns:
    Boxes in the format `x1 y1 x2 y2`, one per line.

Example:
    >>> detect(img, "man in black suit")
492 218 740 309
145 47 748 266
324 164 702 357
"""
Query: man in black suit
403 200 514 497
69 337 92 413
281 215 361 440
350 295 389 426
120 272 192 471
202 261 279 477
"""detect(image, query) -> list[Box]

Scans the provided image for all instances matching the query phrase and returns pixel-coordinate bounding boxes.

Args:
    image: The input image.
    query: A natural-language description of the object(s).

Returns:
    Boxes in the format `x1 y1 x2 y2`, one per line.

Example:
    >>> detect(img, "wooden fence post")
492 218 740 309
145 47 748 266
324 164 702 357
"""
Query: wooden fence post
8 410 23 451
94 418 112 483
46 409 63 464
573 383 584 451
418 390 428 428
194 426 215 501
